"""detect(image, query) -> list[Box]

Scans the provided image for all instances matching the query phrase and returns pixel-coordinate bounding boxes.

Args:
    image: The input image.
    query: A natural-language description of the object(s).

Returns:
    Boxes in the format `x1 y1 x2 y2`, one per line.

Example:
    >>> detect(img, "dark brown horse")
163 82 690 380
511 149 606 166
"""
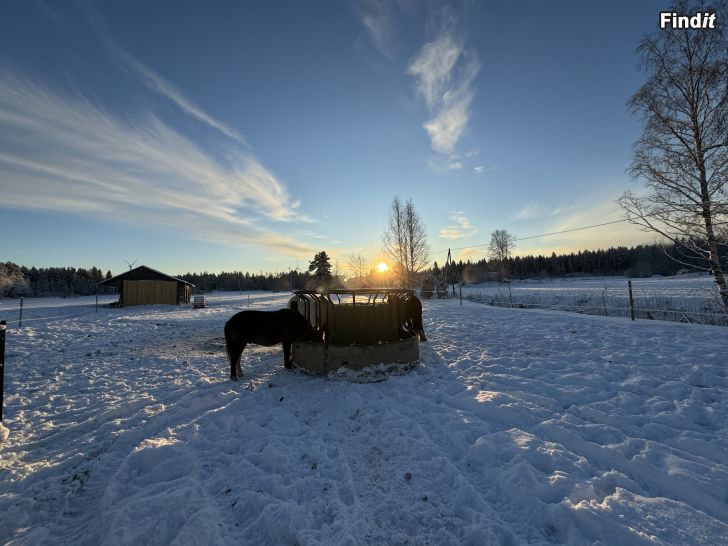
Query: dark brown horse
224 309 313 380
390 294 427 342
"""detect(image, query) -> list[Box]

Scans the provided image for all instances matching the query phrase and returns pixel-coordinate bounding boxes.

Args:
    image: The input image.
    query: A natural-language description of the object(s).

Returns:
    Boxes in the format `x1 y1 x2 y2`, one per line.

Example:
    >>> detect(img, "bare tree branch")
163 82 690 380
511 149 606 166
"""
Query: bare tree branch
619 0 728 307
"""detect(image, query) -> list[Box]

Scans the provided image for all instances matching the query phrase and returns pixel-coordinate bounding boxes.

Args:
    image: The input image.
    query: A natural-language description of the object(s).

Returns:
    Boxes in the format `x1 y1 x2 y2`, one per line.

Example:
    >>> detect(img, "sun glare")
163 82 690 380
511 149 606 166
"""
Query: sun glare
377 262 388 273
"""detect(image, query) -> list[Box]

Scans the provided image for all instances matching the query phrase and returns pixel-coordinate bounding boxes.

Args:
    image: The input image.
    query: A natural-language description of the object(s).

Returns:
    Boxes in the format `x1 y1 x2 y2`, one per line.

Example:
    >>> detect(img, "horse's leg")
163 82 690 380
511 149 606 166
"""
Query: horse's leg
225 323 246 380
225 322 240 380
234 343 246 378
283 341 293 369
228 340 243 380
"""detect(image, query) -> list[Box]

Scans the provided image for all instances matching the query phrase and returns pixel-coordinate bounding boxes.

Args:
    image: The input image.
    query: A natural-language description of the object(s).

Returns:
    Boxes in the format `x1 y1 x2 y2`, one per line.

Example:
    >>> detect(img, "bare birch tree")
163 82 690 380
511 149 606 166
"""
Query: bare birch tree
347 253 368 278
488 229 516 262
618 0 728 307
347 253 369 287
382 196 430 287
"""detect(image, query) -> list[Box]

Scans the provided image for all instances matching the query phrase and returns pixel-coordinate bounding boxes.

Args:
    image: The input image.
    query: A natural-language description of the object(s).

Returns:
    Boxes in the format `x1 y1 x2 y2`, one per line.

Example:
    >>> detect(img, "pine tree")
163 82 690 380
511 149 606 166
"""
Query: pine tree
308 251 333 288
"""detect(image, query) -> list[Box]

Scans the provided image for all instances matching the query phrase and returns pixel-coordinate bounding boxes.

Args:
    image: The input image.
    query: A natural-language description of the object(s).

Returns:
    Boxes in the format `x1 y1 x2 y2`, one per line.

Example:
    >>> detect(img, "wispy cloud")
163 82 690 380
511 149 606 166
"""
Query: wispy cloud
439 211 477 239
118 52 248 146
0 70 314 256
408 17 479 155
513 203 546 220
354 0 400 58
447 148 486 172
512 202 579 220
80 2 247 147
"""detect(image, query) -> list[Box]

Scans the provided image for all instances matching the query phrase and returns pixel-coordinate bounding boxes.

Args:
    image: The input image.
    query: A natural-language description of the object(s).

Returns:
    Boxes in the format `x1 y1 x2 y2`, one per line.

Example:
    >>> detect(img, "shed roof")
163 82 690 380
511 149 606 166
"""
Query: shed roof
97 265 194 287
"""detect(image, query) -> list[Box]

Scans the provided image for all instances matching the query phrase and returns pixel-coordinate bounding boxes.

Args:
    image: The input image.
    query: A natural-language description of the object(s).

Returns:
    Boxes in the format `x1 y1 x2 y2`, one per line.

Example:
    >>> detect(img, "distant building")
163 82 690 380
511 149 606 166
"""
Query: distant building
97 265 194 307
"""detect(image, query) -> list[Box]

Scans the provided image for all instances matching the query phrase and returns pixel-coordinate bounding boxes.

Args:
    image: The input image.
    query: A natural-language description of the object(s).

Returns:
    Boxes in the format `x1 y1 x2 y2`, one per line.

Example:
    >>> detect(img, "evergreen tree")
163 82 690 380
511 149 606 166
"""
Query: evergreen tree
308 251 333 287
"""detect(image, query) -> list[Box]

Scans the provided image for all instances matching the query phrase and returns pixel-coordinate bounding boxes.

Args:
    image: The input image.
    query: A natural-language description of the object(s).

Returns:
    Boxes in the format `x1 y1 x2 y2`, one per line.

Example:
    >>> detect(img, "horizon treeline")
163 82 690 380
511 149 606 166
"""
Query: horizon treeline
452 242 723 283
0 241 722 298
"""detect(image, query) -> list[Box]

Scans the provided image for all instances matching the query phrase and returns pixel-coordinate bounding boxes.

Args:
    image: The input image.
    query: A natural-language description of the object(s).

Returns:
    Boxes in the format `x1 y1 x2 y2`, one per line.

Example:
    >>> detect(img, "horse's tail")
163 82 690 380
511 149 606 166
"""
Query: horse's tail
224 319 233 361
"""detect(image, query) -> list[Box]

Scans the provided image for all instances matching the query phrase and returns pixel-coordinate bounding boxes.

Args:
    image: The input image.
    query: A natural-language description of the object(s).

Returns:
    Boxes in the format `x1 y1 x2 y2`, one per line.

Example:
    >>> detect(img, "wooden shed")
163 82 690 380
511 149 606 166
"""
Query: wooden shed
98 265 194 307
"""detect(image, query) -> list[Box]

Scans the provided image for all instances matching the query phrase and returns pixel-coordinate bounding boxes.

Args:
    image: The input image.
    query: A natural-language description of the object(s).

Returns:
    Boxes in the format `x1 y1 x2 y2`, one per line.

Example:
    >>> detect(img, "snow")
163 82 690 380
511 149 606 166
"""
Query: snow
461 274 726 325
1 293 727 544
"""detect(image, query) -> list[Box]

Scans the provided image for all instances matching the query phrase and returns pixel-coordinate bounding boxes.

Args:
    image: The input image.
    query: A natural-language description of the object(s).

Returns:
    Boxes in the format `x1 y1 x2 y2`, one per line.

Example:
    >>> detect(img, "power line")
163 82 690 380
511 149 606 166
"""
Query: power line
515 218 628 242
434 217 630 254
434 203 728 256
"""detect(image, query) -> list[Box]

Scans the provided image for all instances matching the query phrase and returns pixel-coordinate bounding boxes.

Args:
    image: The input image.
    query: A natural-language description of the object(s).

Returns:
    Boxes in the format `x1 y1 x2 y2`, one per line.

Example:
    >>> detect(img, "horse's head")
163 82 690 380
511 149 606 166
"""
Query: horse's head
289 310 317 342
297 322 317 342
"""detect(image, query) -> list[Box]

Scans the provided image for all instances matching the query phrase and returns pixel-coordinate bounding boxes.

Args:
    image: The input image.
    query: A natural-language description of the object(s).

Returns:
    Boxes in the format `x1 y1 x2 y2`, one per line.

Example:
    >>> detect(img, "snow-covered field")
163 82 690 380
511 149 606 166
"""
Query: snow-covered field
1 293 727 544
462 274 727 326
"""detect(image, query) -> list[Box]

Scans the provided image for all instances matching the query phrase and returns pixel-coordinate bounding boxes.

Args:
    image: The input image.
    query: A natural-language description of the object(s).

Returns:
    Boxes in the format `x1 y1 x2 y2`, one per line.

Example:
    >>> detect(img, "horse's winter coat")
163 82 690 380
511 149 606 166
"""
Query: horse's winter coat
224 309 313 380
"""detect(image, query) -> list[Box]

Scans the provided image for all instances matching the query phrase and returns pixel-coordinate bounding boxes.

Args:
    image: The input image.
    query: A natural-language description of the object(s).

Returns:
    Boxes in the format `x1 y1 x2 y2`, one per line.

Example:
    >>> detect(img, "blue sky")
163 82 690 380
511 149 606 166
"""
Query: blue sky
0 0 671 275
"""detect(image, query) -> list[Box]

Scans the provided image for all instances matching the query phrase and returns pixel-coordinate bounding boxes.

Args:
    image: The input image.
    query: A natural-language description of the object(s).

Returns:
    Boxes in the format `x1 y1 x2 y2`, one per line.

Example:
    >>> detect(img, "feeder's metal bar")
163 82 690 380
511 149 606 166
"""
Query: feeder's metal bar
322 293 335 345
352 291 356 345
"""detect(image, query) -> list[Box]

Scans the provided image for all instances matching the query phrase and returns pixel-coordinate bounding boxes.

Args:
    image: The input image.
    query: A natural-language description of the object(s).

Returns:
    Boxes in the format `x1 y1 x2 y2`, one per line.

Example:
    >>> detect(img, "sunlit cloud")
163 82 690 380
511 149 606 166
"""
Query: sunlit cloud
408 17 479 155
439 211 477 239
0 69 314 256
408 33 461 109
455 247 484 262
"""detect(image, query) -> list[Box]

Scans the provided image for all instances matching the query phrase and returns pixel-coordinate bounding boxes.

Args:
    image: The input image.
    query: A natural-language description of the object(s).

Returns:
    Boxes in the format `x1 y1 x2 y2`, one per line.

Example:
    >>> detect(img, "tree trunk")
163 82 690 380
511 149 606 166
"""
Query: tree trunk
695 117 728 308
702 204 728 308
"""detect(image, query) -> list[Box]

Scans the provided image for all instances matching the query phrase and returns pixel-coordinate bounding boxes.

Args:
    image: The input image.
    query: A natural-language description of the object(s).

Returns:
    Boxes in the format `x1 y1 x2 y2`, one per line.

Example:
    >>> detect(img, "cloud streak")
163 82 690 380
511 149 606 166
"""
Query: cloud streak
408 19 479 155
0 70 314 256
354 0 399 58
513 203 546 220
80 2 247 147
439 211 476 239
118 52 248 146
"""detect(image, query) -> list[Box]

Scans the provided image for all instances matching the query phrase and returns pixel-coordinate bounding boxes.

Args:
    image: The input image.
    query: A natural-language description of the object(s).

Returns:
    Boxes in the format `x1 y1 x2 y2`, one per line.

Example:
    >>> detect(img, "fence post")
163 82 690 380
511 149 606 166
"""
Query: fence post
19 297 23 328
628 280 635 321
459 284 463 306
1 320 6 422
96 293 98 313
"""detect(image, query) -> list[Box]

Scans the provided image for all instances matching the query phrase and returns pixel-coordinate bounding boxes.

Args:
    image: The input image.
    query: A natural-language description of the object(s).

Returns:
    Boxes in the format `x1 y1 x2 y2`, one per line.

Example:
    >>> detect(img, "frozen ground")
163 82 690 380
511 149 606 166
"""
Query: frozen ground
1 293 727 545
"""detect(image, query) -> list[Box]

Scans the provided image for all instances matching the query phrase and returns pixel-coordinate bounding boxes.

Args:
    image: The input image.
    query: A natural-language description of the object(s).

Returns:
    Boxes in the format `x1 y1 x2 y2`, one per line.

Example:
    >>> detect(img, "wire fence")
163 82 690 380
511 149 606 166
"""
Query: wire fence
0 291 292 330
0 295 118 328
460 282 728 326
2 284 726 328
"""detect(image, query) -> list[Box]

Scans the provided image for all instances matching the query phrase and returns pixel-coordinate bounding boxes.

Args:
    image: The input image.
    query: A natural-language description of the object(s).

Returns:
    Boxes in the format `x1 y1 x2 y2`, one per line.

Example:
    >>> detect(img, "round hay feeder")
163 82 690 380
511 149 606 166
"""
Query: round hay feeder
289 289 420 374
